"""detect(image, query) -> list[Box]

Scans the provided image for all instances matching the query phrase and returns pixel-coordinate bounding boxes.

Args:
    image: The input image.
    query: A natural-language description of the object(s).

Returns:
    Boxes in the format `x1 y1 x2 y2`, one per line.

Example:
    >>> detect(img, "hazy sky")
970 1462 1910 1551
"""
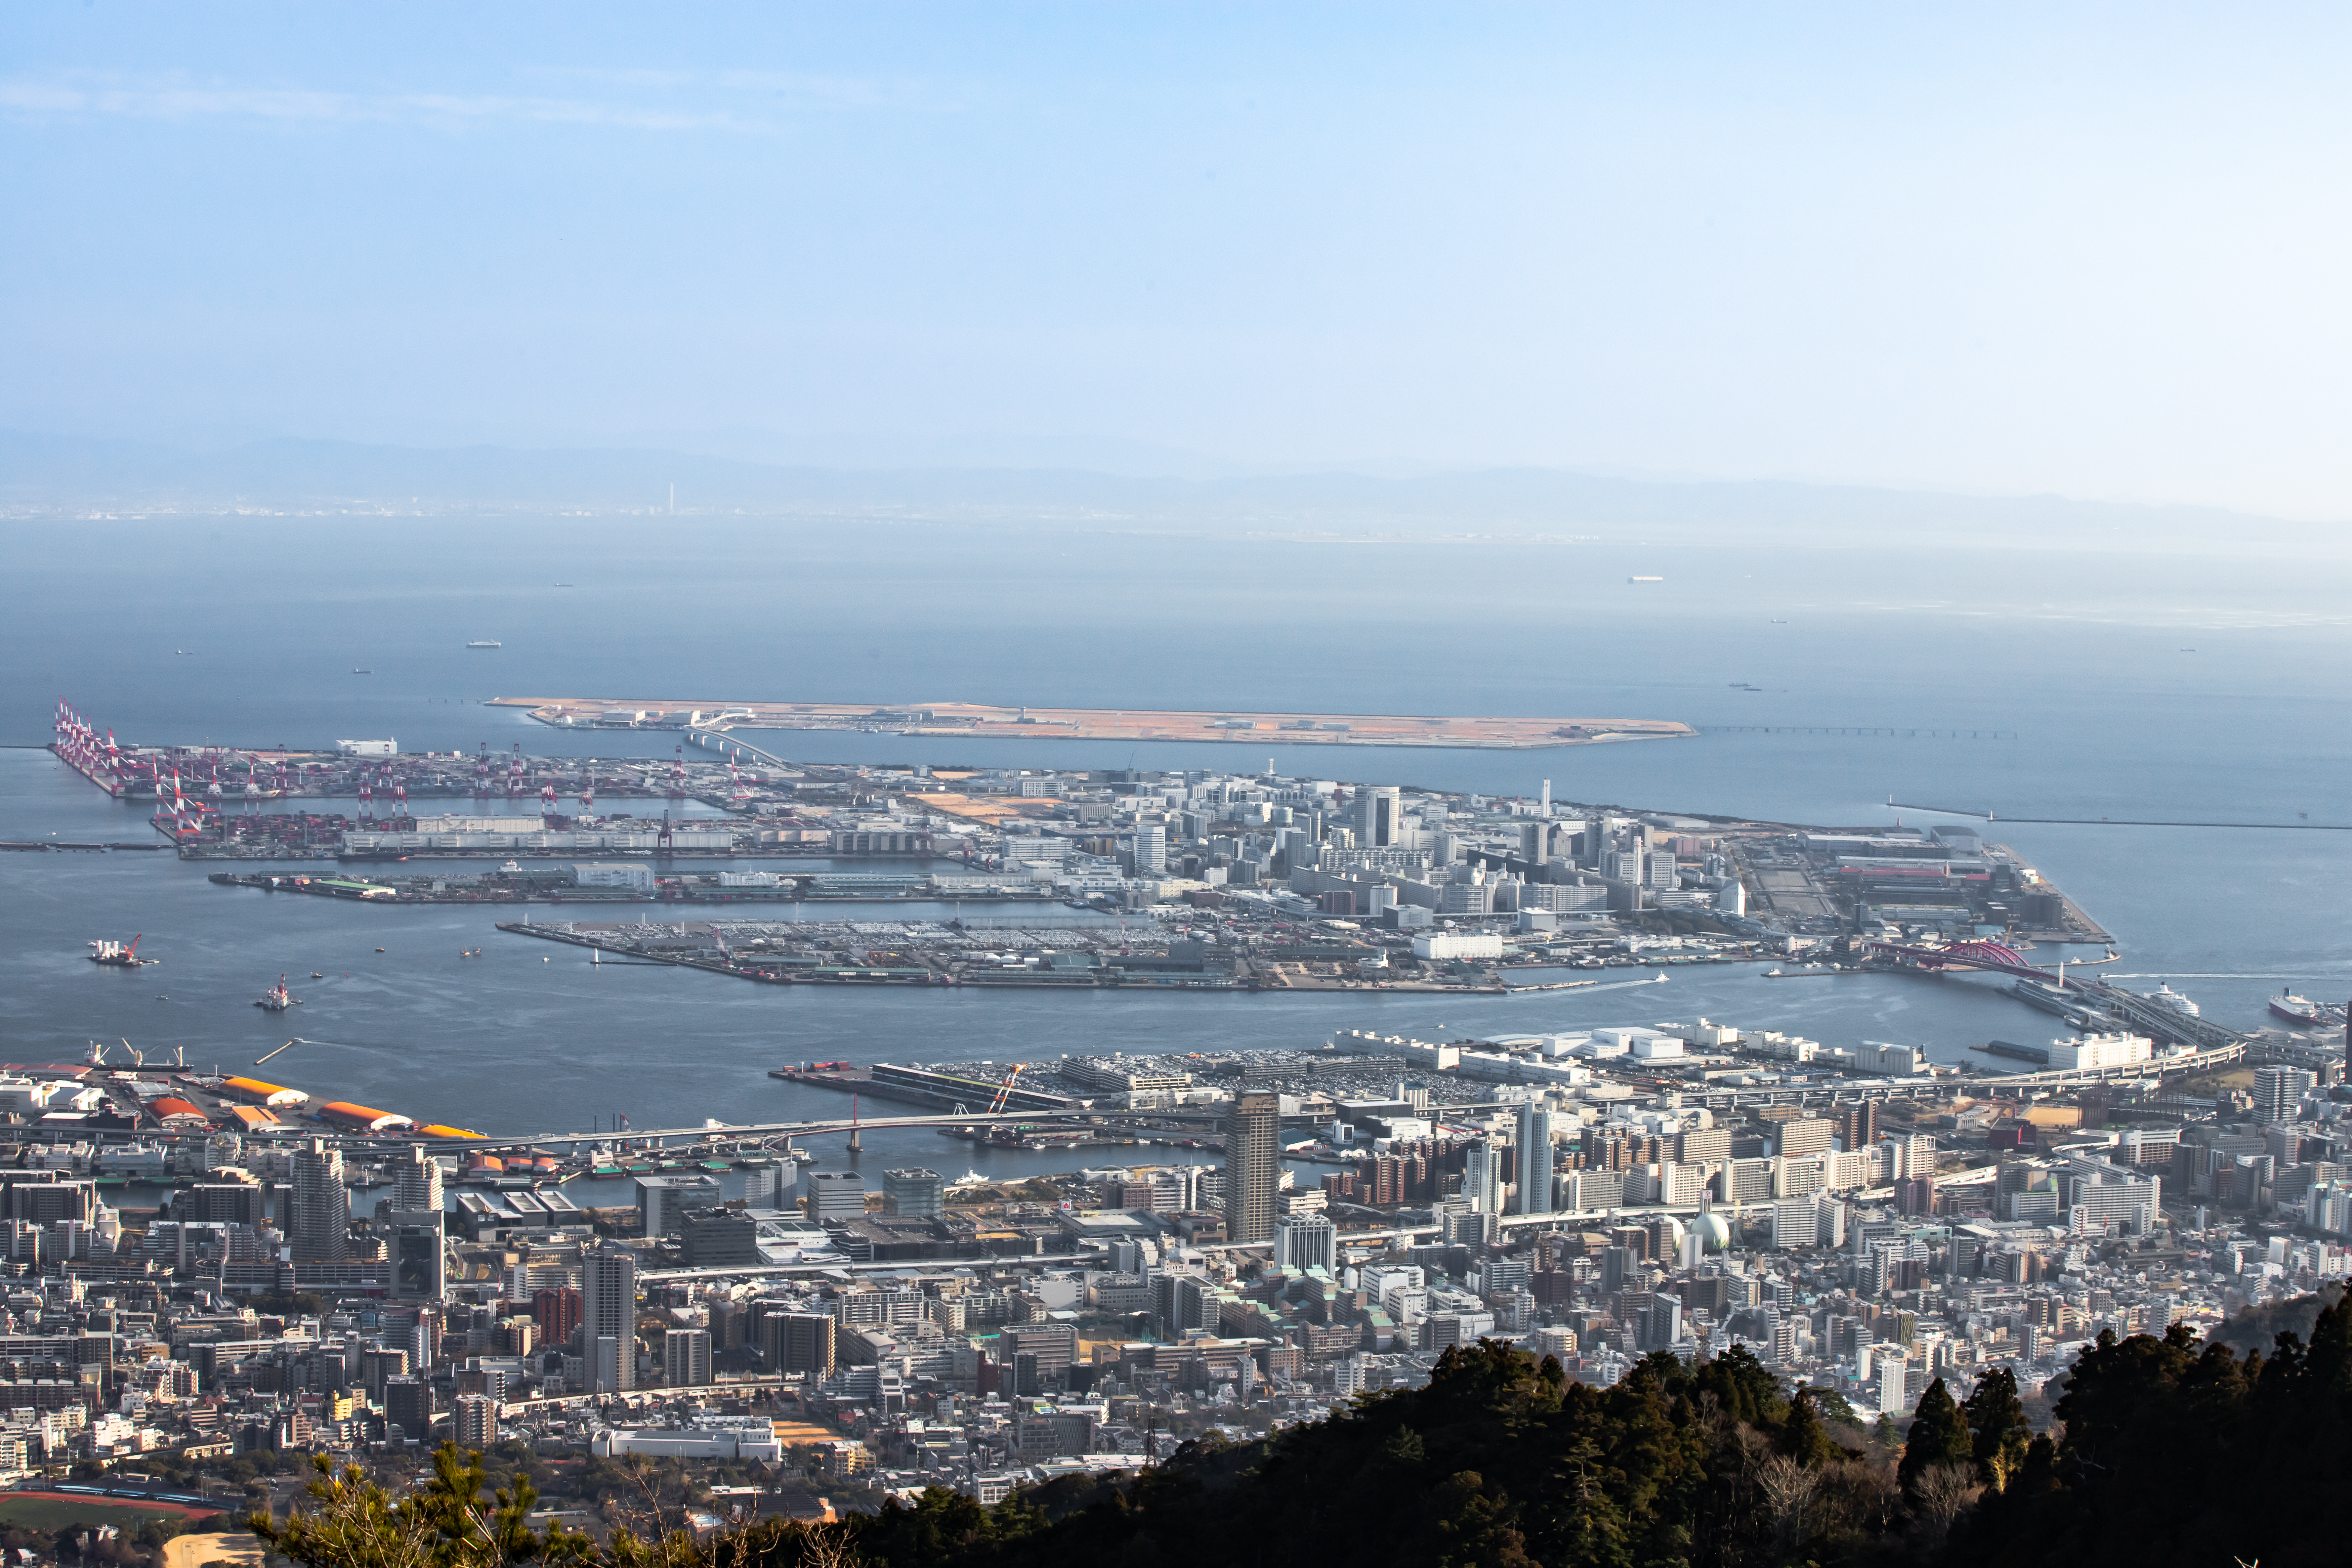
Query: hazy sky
8 5 2352 515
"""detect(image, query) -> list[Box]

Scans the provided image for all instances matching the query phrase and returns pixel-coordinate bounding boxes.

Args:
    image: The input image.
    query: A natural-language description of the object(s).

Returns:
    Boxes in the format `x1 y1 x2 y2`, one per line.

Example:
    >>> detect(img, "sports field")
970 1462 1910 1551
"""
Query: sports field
0 1493 226 1534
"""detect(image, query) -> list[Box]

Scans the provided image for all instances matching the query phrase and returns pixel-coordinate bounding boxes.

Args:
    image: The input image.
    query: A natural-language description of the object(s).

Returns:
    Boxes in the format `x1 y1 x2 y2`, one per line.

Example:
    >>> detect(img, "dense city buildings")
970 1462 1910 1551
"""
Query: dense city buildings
2 754 2342 1533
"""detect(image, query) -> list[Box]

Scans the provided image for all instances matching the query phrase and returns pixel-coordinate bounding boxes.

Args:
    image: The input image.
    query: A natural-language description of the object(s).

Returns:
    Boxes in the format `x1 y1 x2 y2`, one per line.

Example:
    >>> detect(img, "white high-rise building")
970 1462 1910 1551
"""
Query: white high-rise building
1356 787 1402 849
289 1138 349 1262
1273 1213 1338 1274
392 1147 444 1213
663 1327 712 1388
1877 1349 1910 1415
2255 1066 2318 1124
1463 1142 1502 1214
1516 1104 1554 1216
1131 825 1167 876
582 1243 638 1393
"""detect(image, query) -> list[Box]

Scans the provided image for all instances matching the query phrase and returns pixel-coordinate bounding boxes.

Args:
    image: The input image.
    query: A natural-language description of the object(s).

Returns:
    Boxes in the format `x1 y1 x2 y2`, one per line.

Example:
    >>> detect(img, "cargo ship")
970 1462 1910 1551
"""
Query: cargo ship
2271 990 2324 1026
253 975 297 1012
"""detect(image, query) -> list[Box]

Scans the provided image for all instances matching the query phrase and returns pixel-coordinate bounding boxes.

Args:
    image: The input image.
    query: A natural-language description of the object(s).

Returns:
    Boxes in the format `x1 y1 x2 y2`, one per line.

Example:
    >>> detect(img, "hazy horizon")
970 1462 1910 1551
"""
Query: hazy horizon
11 5 2352 520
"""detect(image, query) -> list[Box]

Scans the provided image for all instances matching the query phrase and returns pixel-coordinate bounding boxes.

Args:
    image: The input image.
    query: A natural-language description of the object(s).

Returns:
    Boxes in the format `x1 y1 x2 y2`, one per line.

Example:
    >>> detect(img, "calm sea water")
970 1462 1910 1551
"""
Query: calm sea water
3 515 2351 1165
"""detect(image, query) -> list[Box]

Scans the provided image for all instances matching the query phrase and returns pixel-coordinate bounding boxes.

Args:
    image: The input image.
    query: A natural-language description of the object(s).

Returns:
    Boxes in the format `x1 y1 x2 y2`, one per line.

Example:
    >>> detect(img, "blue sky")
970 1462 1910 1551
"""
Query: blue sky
7 4 2352 515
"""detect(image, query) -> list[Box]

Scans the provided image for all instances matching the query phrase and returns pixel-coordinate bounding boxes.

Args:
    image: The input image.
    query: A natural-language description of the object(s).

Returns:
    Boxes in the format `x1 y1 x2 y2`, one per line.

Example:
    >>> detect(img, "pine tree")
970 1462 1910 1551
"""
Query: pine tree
1898 1376 1973 1491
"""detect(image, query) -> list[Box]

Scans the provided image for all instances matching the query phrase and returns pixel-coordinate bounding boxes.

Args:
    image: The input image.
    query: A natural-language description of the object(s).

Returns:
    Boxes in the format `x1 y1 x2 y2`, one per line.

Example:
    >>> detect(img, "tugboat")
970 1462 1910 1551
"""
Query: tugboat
253 975 298 1012
87 936 155 967
2271 989 2323 1026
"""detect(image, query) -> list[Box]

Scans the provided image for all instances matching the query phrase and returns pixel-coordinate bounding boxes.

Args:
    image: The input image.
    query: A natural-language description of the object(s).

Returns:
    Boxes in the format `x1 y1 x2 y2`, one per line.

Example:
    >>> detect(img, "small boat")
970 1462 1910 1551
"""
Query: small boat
466 640 502 649
353 669 371 675
310 972 323 978
2271 991 2323 1026
376 947 387 953
587 1164 626 1180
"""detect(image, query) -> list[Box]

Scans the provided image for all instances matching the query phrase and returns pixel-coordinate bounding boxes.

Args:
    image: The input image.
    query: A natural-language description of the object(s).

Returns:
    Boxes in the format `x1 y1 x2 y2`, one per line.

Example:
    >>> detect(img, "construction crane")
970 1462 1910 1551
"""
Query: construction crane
986 1064 1026 1114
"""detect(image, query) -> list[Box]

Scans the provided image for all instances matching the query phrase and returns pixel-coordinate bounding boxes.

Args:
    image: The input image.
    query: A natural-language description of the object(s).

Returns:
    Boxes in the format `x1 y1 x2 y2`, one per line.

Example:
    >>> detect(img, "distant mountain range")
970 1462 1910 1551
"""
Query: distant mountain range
0 428 2324 552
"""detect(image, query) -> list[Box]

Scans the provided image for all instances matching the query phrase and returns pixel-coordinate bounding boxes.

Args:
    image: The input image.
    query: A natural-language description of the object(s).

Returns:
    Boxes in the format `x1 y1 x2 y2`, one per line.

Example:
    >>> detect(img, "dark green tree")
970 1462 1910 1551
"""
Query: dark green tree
1898 1376 1972 1491
1960 1366 2031 1488
1779 1386 1839 1467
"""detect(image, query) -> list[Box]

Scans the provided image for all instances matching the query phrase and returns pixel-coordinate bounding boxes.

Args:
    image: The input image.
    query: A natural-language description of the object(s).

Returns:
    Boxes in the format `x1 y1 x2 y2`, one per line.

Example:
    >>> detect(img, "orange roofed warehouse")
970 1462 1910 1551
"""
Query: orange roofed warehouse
219 1076 310 1108
318 1101 414 1133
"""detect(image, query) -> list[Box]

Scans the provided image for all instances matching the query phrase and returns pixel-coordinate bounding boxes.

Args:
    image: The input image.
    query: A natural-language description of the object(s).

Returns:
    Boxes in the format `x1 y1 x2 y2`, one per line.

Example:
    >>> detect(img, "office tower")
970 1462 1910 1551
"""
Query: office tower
289 1139 349 1262
581 1244 638 1393
392 1147 444 1213
1273 1212 1338 1274
384 1378 433 1441
412 1306 443 1369
767 1312 836 1379
2255 1066 2317 1124
881 1168 944 1219
1356 786 1402 849
1464 1143 1501 1214
453 1393 495 1450
533 1287 582 1350
663 1328 712 1388
801 1170 866 1221
182 1182 266 1228
738 1158 788 1209
1132 824 1167 876
637 1175 722 1237
387 1209 447 1302
1642 1297 1683 1351
1519 821 1550 862
1836 1101 1880 1153
1517 1104 1554 1215
358 1347 409 1402
1599 1245 1634 1293
1224 1093 1281 1244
